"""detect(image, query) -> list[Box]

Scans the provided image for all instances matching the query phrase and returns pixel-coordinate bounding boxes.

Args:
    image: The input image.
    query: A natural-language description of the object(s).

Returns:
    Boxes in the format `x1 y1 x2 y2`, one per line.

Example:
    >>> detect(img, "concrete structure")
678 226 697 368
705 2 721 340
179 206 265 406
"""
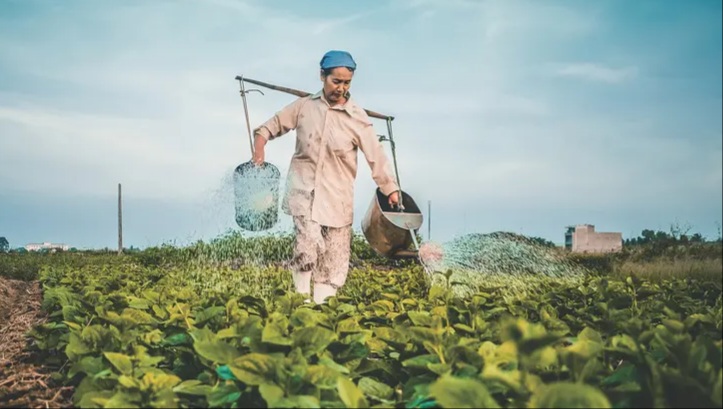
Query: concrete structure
25 242 70 252
565 224 622 253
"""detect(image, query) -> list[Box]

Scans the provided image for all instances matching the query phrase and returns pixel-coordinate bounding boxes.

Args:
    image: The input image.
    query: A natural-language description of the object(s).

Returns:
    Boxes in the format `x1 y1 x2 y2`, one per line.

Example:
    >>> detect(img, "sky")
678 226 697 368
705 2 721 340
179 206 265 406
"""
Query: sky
0 0 721 250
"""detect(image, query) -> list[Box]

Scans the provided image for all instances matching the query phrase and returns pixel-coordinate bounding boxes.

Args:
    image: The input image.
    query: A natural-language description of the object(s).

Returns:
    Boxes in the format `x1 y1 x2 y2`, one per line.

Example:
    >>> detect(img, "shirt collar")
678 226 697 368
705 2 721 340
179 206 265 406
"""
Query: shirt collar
312 89 355 116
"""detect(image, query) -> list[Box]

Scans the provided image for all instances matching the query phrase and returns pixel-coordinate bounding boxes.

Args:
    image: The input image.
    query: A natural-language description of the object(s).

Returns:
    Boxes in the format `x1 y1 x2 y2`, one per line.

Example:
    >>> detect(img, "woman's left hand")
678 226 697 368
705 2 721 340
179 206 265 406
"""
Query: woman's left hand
388 191 400 207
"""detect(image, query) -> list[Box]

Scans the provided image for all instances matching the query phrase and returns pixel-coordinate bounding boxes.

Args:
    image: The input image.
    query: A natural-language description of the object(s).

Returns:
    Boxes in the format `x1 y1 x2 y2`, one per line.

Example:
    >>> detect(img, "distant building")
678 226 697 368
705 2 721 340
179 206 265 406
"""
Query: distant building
565 224 622 253
25 242 70 252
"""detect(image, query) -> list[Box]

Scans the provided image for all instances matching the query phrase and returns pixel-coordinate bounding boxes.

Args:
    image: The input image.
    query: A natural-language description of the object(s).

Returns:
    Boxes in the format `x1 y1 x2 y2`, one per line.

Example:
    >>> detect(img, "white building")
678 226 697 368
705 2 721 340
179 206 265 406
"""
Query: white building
25 242 70 252
564 224 623 253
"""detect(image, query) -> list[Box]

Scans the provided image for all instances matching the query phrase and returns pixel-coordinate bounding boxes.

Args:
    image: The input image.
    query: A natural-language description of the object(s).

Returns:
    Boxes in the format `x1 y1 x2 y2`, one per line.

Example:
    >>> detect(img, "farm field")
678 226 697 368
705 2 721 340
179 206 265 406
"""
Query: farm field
0 231 721 408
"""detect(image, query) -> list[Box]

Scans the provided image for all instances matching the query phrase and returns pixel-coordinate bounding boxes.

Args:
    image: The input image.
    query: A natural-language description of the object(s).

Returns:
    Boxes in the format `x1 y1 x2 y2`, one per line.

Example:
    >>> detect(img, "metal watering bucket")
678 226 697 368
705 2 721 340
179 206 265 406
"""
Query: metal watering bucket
361 118 424 259
232 75 281 231
233 161 281 231
362 188 423 258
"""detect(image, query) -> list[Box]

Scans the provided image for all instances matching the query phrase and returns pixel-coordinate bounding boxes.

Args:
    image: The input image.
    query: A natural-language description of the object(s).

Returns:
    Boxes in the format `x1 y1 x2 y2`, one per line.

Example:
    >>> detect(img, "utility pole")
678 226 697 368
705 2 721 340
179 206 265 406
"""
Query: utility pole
118 183 123 255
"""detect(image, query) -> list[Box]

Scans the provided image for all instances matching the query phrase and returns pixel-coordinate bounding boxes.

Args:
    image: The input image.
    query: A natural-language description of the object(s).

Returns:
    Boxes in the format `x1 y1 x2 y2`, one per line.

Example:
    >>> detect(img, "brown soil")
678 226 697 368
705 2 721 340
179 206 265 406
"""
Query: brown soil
0 277 73 408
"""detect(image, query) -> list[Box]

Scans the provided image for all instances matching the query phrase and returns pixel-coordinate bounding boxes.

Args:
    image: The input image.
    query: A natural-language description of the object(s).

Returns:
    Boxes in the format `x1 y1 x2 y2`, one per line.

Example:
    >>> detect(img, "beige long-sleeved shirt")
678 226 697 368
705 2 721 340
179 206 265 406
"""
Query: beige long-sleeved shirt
254 90 399 228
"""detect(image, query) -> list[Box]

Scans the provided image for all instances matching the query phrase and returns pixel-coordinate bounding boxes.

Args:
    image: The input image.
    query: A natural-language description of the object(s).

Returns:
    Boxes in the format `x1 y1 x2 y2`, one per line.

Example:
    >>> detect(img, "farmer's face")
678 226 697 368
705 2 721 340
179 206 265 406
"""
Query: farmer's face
321 67 353 105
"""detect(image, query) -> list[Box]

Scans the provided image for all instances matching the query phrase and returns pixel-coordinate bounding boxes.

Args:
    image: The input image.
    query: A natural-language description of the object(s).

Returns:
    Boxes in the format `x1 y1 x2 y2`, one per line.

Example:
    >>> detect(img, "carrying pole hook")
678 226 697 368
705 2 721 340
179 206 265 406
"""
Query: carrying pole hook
237 75 264 157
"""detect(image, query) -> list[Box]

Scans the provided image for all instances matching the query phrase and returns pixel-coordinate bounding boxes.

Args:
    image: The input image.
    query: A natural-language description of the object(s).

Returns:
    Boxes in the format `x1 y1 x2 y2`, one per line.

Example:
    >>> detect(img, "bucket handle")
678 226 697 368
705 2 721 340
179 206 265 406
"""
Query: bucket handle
377 118 404 211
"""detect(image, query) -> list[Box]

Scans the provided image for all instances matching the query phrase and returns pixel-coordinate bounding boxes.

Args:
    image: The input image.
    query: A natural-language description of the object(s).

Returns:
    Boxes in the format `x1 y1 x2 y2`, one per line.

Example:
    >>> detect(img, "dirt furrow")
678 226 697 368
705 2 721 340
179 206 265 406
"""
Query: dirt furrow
0 277 72 408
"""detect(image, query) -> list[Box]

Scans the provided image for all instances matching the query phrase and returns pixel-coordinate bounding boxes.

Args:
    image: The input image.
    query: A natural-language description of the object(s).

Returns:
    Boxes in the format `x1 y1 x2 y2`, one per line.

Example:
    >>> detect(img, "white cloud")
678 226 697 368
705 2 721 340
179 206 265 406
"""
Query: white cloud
363 91 550 118
1 0 720 243
401 0 481 11
480 2 601 40
0 0 397 203
310 11 379 35
0 105 207 198
555 63 639 84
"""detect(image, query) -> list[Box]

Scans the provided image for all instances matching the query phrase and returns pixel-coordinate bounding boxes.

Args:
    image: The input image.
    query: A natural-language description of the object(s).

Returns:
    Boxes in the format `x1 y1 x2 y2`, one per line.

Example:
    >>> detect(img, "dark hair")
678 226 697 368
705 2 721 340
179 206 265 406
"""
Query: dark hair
321 66 355 76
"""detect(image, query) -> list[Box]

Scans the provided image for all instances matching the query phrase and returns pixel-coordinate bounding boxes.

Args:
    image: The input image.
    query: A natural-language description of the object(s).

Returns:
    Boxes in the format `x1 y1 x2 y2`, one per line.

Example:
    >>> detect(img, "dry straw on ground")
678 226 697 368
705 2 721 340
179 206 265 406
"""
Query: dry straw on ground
0 278 73 409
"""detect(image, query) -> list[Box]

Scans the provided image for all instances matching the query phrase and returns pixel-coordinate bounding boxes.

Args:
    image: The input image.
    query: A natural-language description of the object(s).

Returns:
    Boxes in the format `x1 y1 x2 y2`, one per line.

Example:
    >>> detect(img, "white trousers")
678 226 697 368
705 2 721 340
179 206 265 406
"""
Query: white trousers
291 215 352 304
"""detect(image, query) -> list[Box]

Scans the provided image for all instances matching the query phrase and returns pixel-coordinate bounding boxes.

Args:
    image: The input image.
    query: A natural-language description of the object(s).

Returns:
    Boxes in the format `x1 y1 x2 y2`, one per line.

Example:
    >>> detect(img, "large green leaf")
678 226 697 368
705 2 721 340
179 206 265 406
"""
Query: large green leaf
373 327 409 350
68 356 106 379
206 383 242 407
337 317 363 334
334 341 369 363
121 308 156 325
407 311 434 327
406 327 442 346
66 332 92 361
528 382 611 408
428 374 499 408
292 326 338 357
259 383 285 407
139 371 182 390
127 296 151 310
262 319 294 346
215 365 236 381
337 377 369 408
193 339 241 364
104 352 133 376
161 333 191 347
304 365 342 389
194 306 226 326
173 380 212 396
318 356 350 375
274 395 321 408
289 308 324 328
358 376 394 401
600 362 639 387
565 327 604 360
229 353 277 386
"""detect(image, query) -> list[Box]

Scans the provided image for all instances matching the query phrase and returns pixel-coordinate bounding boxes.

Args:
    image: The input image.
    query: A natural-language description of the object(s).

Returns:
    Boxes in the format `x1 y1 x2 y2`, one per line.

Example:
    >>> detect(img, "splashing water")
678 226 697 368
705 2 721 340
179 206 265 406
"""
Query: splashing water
197 170 238 236
165 166 295 296
419 232 587 298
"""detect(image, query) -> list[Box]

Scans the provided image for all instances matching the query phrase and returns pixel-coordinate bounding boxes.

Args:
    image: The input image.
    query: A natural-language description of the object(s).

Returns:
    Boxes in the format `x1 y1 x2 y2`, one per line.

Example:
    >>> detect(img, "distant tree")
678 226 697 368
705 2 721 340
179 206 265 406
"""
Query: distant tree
529 236 556 248
624 225 716 248
642 229 656 243
0 236 9 252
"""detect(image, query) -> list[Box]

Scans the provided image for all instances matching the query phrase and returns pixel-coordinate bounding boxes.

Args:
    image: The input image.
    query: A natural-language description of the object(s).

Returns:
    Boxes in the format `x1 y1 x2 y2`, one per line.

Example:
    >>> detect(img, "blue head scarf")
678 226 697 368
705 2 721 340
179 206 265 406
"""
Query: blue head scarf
320 50 357 71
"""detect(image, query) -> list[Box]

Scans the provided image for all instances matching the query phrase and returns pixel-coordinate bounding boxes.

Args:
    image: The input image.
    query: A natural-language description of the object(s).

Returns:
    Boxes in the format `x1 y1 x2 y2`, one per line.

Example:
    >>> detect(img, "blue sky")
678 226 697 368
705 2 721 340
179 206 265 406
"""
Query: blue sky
1 0 721 250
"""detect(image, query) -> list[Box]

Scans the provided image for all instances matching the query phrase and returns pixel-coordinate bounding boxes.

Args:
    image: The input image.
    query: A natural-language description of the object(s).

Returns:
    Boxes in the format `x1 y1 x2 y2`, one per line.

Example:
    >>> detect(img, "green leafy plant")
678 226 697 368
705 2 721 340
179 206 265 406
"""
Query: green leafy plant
15 250 719 408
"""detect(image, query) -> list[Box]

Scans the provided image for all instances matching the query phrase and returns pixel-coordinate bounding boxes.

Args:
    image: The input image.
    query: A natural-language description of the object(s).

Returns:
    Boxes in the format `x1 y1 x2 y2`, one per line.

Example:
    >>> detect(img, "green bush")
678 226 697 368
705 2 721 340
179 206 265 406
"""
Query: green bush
565 252 618 274
0 252 132 281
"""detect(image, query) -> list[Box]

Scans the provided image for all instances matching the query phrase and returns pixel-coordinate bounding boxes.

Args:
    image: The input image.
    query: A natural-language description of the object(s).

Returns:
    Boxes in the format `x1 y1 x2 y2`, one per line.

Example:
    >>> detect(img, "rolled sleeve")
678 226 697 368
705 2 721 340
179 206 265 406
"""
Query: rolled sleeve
253 97 306 141
357 122 399 196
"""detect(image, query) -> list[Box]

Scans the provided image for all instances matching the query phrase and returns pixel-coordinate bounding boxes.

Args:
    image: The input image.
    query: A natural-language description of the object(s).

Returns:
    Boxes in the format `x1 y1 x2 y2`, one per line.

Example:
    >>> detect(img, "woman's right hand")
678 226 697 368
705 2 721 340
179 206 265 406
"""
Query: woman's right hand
252 133 267 166
252 149 265 166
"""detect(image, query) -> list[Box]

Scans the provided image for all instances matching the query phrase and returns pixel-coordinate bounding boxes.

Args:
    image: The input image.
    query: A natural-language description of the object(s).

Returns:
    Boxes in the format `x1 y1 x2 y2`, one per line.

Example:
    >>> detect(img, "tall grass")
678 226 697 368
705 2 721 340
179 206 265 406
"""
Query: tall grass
561 239 722 295
614 258 722 287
